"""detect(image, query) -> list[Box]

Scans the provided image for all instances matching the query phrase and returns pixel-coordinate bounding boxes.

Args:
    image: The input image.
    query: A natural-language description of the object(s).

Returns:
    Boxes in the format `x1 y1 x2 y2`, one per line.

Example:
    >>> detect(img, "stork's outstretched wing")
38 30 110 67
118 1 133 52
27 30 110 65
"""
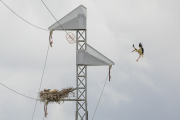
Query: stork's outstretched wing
133 44 137 50
142 48 144 54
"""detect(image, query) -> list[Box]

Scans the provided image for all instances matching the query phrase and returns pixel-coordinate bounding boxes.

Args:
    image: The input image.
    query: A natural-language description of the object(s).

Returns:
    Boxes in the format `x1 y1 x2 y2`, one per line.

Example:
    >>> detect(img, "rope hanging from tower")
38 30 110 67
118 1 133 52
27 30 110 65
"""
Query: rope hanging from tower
49 30 53 47
109 65 112 81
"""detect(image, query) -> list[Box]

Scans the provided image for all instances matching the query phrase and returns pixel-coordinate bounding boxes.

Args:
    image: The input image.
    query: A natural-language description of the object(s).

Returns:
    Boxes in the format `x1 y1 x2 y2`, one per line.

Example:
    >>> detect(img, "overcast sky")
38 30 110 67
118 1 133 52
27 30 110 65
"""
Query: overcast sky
0 0 180 120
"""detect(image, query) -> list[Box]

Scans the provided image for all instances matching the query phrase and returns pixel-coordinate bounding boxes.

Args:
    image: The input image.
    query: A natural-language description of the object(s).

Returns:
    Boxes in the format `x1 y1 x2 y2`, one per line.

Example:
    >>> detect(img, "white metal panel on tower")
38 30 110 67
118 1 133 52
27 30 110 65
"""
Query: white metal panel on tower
76 44 114 66
86 44 114 65
48 5 86 30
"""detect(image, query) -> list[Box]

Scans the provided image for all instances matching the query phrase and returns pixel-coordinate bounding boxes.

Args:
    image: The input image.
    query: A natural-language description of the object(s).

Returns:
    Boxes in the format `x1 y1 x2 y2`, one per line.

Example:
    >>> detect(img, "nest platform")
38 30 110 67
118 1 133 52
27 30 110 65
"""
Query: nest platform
39 87 75 104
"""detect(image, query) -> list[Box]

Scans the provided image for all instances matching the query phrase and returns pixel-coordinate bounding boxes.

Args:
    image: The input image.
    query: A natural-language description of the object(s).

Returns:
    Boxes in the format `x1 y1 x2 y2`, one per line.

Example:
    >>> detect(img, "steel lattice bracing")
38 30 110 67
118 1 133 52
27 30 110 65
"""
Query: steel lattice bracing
48 5 115 120
76 30 88 120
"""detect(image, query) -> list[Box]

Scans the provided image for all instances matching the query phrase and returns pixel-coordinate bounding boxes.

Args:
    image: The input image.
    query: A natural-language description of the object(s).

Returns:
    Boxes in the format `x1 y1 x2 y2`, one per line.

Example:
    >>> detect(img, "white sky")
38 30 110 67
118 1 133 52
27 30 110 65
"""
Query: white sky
0 0 180 120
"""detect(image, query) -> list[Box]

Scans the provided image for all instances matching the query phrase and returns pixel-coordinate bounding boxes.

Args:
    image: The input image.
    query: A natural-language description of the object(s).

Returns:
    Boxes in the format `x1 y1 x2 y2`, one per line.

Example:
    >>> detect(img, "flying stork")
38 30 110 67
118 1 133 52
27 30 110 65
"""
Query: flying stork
131 43 144 62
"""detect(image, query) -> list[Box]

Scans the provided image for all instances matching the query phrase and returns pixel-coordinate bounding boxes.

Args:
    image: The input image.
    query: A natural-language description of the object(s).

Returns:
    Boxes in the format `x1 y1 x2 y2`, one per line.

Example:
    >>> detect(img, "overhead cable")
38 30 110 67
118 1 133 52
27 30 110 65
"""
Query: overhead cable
0 0 48 31
40 0 73 40
31 45 50 120
0 83 37 100
92 73 109 120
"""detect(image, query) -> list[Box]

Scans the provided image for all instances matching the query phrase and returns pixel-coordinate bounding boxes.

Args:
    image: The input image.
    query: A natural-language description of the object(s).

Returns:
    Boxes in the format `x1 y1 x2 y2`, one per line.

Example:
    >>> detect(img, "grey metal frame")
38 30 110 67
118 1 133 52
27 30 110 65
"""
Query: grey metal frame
76 30 88 120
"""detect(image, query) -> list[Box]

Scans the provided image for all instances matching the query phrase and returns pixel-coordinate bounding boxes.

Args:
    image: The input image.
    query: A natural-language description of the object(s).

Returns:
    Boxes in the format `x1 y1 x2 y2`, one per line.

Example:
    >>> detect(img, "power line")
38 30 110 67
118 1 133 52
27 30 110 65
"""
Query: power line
31 45 50 120
0 83 37 100
92 73 109 120
40 0 72 39
0 0 48 31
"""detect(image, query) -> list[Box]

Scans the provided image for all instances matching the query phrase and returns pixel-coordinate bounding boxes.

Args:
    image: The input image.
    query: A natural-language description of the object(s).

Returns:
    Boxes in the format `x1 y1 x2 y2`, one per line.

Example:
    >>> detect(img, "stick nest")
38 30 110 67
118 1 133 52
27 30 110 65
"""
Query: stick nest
39 87 75 104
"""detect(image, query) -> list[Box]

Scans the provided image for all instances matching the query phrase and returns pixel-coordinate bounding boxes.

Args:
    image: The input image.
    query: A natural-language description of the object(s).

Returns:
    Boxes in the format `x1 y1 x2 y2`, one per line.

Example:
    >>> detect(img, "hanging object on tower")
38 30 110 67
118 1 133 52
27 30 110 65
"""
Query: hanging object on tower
44 99 48 117
109 65 112 81
66 32 76 44
49 29 53 47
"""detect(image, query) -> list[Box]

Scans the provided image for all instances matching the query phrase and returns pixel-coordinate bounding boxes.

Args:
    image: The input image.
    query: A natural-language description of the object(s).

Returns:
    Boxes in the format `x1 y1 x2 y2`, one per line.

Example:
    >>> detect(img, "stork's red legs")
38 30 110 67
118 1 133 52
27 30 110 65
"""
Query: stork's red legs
136 55 141 62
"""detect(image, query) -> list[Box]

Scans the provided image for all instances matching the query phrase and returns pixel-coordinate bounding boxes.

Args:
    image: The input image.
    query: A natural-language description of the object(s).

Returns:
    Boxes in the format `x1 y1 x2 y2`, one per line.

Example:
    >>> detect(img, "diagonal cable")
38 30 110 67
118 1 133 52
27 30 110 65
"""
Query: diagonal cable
0 0 48 31
31 45 50 120
0 83 37 100
40 0 73 39
92 73 109 120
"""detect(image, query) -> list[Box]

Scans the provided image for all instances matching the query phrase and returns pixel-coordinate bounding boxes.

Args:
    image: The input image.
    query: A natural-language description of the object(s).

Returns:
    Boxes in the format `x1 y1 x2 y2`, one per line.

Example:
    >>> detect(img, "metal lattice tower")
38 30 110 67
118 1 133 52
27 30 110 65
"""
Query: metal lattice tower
48 5 114 120
76 30 88 120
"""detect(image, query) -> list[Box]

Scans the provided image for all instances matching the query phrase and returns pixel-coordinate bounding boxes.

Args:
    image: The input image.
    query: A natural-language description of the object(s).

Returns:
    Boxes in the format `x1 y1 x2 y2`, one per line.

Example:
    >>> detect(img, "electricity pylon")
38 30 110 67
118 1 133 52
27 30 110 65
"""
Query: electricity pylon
49 5 114 120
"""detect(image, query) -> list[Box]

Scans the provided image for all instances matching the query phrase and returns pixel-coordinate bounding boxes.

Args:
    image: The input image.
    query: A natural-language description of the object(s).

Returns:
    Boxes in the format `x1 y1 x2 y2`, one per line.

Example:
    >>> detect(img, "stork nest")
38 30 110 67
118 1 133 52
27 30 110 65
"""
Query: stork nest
39 87 75 104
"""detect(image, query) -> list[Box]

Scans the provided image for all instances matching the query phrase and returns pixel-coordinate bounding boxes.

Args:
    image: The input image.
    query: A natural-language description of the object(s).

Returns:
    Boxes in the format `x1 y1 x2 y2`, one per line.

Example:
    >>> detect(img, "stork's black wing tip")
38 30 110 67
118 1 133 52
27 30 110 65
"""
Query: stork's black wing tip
142 48 144 54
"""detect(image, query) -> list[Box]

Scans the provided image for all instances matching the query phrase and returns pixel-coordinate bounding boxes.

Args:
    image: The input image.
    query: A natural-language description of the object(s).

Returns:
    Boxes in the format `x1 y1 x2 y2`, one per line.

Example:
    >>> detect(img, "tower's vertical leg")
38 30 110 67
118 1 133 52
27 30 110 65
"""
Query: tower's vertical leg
76 30 88 120
76 30 78 120
85 29 88 120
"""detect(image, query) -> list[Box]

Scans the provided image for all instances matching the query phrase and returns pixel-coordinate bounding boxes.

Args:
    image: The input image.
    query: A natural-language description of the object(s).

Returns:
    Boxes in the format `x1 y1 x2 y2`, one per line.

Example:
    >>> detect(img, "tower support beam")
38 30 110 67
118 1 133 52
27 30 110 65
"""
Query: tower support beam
76 30 88 120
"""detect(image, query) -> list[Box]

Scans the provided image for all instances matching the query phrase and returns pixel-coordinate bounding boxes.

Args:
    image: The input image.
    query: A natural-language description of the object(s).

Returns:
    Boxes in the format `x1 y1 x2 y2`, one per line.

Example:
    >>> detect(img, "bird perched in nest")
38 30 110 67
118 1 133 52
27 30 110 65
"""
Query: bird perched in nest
44 88 57 92
50 89 57 92
44 88 51 92
131 43 144 62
